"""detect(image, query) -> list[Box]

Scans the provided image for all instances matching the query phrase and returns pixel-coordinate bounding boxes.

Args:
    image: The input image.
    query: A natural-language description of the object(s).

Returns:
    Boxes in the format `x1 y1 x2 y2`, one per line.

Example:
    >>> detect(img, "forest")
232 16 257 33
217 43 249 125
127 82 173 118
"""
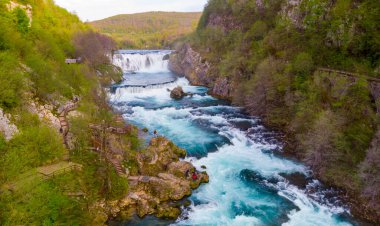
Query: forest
175 0 380 220
90 11 201 49
0 0 138 224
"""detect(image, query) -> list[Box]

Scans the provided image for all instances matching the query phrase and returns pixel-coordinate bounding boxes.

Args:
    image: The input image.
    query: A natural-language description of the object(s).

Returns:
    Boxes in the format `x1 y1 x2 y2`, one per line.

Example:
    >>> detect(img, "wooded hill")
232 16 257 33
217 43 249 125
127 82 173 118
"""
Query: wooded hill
171 0 380 222
0 0 138 224
90 11 202 49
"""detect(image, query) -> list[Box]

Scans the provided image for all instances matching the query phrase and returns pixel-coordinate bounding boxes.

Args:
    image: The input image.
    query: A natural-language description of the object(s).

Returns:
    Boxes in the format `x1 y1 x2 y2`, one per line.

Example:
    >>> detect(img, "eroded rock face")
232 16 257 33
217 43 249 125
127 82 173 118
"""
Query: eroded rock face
102 137 208 221
212 77 232 98
170 86 186 100
169 44 212 86
0 108 19 141
169 44 233 100
27 101 61 130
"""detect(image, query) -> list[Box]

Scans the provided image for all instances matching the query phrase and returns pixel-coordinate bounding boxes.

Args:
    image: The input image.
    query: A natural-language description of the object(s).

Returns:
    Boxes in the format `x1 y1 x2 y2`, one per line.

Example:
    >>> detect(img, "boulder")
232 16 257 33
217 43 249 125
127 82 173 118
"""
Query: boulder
163 54 170 61
0 108 19 141
102 136 208 222
170 86 186 100
167 161 194 178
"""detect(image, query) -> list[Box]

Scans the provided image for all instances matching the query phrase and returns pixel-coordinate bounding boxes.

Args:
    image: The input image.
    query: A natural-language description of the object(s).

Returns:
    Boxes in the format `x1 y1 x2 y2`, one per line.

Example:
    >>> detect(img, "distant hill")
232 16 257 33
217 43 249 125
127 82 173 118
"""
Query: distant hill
89 12 202 49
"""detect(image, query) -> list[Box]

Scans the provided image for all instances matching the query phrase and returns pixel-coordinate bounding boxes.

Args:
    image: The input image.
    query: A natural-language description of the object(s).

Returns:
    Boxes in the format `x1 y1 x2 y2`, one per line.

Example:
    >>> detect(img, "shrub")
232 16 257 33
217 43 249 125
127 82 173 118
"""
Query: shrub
73 31 116 67
13 7 30 34
293 52 314 76
0 52 23 109
1 125 65 180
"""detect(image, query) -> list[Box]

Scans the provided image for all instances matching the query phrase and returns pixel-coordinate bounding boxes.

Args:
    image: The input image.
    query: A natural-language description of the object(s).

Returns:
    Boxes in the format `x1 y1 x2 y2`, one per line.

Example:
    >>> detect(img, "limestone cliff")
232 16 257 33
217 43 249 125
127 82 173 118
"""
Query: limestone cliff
97 136 209 221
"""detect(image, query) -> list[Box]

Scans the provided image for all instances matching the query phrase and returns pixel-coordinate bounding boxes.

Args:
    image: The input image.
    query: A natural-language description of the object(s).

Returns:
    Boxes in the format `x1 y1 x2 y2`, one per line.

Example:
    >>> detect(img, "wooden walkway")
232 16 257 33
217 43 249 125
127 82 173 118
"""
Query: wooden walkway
317 68 380 83
59 98 79 149
2 161 82 193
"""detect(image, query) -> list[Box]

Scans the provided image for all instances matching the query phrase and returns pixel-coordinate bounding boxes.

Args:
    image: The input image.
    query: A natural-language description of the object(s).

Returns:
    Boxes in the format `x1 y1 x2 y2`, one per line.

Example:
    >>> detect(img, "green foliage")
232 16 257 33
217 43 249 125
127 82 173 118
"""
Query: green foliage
0 52 23 109
13 7 29 34
0 0 133 225
1 124 65 181
1 180 87 225
192 0 379 200
249 20 268 40
293 52 314 76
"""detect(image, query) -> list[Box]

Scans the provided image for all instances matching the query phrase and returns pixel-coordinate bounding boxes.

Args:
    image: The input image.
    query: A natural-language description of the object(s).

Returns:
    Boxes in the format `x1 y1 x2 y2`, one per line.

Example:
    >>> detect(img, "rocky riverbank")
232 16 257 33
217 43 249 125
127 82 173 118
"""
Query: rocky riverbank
92 136 209 224
169 43 380 224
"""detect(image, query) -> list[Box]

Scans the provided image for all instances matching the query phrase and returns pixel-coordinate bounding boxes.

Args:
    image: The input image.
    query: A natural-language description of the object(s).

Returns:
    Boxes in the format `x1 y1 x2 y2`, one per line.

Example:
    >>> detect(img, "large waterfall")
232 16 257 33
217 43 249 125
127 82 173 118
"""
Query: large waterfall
109 50 358 226
111 50 178 94
113 50 172 73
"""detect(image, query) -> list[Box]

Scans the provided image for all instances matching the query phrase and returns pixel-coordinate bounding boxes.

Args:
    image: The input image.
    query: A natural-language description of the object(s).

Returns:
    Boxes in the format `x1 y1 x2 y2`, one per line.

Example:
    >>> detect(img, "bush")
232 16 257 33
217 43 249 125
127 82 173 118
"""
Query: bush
0 52 23 109
1 125 65 180
13 7 29 34
293 52 314 76
73 30 116 67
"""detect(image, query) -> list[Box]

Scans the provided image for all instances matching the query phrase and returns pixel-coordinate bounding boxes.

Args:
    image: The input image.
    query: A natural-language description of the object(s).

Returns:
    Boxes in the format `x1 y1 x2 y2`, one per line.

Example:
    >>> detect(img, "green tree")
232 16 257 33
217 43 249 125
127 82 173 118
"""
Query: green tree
13 7 29 34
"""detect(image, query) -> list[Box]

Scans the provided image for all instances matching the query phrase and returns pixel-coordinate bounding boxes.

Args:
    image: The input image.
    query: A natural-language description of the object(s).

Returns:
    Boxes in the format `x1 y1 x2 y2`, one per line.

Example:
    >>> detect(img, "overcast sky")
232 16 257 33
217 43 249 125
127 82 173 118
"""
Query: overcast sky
54 0 208 21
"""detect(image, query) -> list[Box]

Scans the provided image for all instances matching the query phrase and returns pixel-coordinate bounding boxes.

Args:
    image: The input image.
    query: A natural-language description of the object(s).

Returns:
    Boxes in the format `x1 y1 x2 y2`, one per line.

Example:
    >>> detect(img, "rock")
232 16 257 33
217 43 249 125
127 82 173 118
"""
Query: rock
156 204 181 219
163 54 170 61
0 108 19 141
102 136 207 222
168 161 194 178
212 77 232 99
27 100 60 130
170 86 186 100
169 44 211 87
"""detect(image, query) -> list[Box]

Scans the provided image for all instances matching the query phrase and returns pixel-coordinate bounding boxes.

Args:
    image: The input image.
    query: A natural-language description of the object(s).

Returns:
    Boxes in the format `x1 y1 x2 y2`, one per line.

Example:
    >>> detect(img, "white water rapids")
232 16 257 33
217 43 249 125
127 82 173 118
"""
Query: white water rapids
109 50 359 226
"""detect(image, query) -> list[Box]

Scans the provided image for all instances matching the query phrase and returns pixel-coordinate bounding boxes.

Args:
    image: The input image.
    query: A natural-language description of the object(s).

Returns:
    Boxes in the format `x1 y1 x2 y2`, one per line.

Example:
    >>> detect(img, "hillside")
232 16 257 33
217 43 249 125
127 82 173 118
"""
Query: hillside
0 0 134 224
90 11 202 49
170 0 380 223
0 1 208 224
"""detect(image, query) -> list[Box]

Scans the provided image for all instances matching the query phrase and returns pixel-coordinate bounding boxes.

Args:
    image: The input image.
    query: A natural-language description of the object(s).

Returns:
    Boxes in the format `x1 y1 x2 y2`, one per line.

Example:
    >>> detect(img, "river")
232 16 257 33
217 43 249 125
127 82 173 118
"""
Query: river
109 50 360 226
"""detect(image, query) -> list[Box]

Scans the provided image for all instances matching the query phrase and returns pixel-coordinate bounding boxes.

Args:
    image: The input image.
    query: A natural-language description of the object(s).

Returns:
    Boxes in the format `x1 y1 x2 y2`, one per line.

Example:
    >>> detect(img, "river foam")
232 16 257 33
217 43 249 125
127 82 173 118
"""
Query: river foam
109 50 356 226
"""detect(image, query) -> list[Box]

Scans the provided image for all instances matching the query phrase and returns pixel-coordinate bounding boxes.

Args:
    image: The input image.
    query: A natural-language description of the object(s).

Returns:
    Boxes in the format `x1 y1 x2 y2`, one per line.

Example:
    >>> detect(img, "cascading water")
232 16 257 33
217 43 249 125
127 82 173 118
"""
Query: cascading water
109 50 361 226
111 50 178 94
113 50 172 73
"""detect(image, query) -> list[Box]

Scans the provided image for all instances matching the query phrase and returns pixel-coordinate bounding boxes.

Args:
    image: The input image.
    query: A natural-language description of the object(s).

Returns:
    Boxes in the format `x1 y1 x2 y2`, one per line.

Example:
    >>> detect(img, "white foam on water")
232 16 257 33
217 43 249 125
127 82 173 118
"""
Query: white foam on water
110 50 354 226
175 129 351 226
113 50 171 73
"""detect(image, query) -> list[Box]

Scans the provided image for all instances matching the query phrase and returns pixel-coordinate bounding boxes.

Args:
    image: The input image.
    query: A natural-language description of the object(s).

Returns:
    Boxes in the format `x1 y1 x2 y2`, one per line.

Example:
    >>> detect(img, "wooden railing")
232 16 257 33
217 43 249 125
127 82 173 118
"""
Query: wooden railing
317 68 380 83
45 164 82 179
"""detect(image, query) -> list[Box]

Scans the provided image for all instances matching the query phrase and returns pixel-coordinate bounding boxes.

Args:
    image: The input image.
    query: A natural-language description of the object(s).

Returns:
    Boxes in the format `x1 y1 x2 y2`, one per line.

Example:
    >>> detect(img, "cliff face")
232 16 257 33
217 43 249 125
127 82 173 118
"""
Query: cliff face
169 44 233 99
97 137 209 221
0 108 18 141
170 0 380 222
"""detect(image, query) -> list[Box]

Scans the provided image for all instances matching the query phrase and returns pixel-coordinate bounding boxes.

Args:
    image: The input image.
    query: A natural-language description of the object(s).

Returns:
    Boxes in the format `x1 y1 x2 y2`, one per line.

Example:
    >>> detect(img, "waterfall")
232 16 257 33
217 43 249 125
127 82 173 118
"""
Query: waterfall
113 50 172 73
111 50 180 95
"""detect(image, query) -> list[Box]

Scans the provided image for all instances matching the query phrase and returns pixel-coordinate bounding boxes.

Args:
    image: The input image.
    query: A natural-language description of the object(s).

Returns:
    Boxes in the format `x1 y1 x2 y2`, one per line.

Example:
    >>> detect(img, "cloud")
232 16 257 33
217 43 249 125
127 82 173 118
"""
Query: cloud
54 0 208 21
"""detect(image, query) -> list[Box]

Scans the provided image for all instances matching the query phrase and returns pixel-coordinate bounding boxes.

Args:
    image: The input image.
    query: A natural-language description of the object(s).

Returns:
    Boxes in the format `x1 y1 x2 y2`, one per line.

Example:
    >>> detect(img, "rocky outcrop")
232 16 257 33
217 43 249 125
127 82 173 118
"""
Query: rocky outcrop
281 0 304 29
6 1 33 27
359 129 380 222
0 108 19 141
100 137 208 221
212 77 232 98
169 44 212 86
27 100 61 130
206 13 241 33
170 86 186 100
169 44 233 99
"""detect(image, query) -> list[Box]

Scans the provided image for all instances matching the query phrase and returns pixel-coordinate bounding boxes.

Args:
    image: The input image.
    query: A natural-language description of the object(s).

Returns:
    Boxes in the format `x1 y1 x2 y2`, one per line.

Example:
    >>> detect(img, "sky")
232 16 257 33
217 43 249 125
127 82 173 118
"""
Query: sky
54 0 208 21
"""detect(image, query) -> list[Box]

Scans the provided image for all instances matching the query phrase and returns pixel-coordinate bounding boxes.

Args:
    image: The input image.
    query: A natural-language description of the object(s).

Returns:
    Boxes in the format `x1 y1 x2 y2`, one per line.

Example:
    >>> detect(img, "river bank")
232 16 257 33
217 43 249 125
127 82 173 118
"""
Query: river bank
169 44 379 224
106 49 363 225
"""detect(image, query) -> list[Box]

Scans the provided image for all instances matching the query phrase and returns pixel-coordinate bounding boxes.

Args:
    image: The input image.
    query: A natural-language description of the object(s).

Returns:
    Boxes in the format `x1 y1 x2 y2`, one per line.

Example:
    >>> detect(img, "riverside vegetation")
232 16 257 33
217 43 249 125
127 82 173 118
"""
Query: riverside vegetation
0 0 207 225
169 0 380 223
